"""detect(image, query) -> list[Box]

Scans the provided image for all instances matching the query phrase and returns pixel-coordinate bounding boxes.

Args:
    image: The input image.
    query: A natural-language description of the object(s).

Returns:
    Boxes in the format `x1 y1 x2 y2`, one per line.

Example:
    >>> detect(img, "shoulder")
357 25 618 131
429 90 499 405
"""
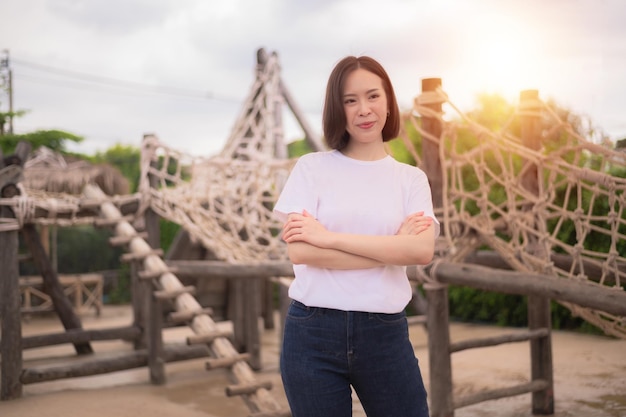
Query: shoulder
295 150 337 167
389 157 428 179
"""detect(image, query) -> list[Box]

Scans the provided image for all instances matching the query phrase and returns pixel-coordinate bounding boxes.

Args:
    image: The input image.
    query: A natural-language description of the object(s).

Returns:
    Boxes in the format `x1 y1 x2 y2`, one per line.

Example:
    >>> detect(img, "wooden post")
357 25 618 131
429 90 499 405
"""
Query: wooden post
420 78 444 210
134 135 161 350
278 278 291 348
0 141 31 400
230 277 245 352
21 225 93 355
144 143 161 251
133 260 150 350
420 77 453 416
519 89 554 414
426 283 454 417
148 292 166 384
229 276 261 369
0 208 22 400
262 277 275 330
244 276 262 370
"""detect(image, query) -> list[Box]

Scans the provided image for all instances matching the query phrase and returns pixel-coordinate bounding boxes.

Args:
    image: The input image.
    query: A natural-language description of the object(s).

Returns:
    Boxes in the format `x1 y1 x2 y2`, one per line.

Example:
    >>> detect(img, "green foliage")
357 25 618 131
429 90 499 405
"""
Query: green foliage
465 94 518 133
0 109 27 135
448 286 603 334
1 129 83 155
287 139 314 157
160 219 181 254
18 225 123 276
413 92 623 334
91 144 141 192
56 226 123 273
389 118 419 165
106 264 132 304
448 286 527 326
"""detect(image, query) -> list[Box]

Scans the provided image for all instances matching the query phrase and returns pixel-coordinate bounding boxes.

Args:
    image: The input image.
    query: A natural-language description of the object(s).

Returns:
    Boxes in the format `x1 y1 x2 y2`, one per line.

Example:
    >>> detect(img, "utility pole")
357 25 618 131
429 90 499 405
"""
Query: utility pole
1 49 13 134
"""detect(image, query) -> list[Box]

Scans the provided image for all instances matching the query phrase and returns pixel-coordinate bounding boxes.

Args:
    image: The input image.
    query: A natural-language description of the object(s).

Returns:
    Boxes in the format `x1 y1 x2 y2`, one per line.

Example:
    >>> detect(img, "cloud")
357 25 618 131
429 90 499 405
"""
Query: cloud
1 0 625 158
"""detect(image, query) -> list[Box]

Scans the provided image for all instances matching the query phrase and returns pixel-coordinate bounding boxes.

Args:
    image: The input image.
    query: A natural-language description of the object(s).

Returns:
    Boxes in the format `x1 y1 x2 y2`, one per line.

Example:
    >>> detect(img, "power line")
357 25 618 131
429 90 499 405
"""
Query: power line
11 57 241 103
16 73 229 103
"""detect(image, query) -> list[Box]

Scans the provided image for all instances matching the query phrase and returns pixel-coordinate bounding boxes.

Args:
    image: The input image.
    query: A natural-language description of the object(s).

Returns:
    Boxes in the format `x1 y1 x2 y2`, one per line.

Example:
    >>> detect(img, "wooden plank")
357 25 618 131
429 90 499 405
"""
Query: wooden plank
205 353 251 370
226 380 273 397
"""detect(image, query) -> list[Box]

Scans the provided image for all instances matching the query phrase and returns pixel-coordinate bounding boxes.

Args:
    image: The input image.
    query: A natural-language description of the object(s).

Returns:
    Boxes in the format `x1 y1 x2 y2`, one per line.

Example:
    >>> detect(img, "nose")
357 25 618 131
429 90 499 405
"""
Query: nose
358 101 371 116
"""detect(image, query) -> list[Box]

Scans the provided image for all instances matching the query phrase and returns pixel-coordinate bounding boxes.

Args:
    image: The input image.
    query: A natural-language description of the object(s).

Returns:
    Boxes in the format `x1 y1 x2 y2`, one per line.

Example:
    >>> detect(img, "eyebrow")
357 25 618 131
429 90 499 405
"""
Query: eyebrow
343 88 380 98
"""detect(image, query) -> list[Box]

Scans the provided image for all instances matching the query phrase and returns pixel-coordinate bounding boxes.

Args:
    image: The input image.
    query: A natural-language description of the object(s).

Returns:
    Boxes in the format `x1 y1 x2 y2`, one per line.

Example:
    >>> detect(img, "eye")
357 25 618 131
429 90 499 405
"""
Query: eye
369 93 380 100
344 98 356 105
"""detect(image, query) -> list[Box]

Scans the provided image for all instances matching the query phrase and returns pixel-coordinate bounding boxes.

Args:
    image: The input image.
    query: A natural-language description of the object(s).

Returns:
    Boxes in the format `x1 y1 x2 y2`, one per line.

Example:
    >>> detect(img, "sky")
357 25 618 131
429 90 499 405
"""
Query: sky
1 0 625 157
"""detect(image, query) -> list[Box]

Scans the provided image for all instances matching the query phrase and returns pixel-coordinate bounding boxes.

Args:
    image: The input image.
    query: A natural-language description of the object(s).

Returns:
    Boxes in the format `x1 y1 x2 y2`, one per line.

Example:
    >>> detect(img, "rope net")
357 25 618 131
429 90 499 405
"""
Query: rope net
0 147 138 231
410 88 626 338
139 135 293 263
137 51 294 263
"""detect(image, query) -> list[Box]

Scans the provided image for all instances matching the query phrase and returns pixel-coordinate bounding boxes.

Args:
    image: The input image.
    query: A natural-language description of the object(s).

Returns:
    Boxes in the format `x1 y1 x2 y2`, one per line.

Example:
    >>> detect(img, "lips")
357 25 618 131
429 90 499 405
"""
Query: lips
358 121 375 129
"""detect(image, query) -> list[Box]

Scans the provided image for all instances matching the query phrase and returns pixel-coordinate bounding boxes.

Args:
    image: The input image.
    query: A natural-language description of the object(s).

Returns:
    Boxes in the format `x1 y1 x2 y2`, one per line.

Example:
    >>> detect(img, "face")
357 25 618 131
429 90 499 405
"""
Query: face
343 68 388 145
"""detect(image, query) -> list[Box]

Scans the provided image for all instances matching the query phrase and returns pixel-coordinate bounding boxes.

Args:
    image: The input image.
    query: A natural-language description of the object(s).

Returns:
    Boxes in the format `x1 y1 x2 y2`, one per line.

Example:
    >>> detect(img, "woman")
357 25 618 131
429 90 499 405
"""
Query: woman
273 55 438 417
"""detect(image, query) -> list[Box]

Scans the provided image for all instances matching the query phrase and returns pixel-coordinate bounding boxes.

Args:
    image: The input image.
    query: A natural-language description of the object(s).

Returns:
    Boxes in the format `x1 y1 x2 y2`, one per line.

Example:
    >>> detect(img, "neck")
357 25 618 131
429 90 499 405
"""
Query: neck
341 141 387 161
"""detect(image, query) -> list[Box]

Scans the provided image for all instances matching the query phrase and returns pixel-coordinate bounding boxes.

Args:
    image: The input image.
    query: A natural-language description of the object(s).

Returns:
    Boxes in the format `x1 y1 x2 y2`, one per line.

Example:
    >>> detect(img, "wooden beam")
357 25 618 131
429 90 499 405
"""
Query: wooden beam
450 328 550 353
428 261 626 317
463 250 624 286
20 223 93 355
20 343 210 384
454 379 550 410
166 259 294 278
22 326 141 349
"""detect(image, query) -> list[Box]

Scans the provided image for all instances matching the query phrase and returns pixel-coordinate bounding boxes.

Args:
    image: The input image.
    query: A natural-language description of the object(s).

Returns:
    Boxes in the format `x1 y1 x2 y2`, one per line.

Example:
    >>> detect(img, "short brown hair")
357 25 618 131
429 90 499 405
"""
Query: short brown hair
322 56 400 150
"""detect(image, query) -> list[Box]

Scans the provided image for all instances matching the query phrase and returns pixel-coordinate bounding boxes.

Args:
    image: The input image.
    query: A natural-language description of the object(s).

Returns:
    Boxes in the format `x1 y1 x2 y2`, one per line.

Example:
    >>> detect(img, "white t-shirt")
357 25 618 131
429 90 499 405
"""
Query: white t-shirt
273 150 439 313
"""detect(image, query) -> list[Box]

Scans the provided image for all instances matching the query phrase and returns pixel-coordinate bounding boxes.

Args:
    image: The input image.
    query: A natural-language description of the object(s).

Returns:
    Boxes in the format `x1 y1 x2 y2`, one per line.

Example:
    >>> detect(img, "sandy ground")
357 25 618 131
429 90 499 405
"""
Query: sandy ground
1 305 625 417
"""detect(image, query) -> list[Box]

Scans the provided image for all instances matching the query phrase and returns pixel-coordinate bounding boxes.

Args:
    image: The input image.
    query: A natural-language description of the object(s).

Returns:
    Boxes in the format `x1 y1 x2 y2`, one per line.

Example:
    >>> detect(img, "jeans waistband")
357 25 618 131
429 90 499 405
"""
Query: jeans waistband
291 299 404 317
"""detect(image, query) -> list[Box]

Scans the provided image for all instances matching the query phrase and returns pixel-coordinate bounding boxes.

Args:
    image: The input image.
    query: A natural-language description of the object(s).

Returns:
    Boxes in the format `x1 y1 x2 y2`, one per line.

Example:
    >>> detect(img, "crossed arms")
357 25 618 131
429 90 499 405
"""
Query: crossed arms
282 210 436 269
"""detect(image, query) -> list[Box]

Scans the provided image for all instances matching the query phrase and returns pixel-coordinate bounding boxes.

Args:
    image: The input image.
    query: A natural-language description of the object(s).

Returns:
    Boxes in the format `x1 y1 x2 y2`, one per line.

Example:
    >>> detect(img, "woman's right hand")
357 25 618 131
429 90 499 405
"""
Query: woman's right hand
396 211 433 236
282 210 331 247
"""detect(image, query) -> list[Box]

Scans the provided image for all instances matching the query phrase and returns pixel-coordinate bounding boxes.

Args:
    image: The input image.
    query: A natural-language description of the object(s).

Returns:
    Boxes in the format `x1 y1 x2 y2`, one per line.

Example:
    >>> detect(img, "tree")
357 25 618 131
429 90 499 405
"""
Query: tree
91 144 141 192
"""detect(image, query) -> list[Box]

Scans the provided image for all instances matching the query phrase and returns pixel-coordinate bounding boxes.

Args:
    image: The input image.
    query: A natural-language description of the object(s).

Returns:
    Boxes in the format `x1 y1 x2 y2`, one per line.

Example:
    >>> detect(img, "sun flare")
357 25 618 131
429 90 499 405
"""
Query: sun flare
460 17 542 100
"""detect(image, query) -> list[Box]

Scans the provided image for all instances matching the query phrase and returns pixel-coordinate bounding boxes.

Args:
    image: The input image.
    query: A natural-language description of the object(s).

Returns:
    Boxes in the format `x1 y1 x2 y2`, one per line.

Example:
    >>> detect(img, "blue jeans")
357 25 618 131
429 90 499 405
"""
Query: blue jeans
281 300 429 417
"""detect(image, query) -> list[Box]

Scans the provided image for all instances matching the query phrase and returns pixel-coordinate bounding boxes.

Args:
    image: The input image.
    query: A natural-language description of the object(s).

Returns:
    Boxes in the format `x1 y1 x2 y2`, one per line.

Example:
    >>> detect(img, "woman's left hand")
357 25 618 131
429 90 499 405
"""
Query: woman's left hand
396 212 432 236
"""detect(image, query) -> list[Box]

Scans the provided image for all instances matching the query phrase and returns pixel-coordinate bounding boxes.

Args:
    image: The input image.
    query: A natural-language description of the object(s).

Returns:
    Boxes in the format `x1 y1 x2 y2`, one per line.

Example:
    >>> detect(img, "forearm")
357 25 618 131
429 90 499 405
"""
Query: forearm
281 210 436 267
287 242 384 269
328 225 436 266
